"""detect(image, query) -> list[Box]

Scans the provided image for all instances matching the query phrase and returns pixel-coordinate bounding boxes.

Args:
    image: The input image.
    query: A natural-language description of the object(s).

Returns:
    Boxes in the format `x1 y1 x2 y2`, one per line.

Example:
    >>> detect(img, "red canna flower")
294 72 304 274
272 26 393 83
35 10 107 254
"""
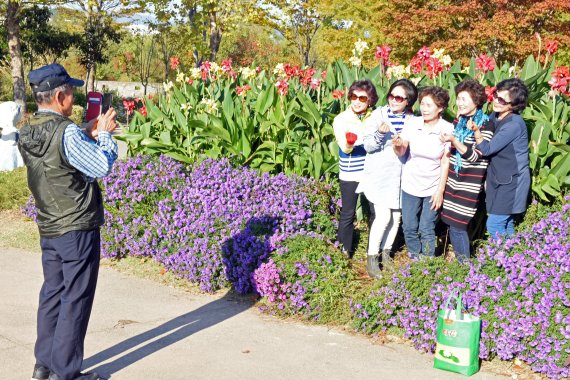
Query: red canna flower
485 86 496 103
276 79 289 96
548 66 570 96
139 105 147 117
122 99 135 116
170 56 180 70
186 77 193 85
374 45 392 64
425 57 443 79
236 84 252 96
332 89 345 99
410 55 424 74
545 40 559 55
475 53 495 73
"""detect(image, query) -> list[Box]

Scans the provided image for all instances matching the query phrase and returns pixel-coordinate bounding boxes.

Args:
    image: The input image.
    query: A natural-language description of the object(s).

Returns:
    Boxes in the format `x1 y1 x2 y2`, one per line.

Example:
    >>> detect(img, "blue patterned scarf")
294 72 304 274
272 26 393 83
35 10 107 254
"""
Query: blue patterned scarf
453 108 489 174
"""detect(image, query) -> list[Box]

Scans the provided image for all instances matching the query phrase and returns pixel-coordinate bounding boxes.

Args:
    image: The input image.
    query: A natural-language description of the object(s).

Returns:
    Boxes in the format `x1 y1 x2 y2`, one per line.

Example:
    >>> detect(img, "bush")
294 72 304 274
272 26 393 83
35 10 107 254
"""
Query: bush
0 167 30 211
351 197 570 379
254 234 357 324
100 155 338 293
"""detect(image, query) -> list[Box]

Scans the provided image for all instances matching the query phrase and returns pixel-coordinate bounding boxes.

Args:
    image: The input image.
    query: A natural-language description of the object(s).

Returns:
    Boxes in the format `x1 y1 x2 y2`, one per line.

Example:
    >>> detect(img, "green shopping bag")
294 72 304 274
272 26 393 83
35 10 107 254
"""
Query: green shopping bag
434 291 481 376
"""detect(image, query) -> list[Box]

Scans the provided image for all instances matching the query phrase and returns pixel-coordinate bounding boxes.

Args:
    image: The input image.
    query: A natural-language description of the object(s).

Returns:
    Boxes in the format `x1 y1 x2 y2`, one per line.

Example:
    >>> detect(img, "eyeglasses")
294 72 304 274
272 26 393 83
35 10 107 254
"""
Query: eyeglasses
350 94 369 103
388 94 407 103
492 91 511 106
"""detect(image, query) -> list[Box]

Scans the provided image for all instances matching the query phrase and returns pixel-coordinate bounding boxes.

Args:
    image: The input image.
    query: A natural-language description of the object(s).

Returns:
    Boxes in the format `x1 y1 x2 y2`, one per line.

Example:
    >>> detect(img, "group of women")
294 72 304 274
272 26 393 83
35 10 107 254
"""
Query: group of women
332 77 530 279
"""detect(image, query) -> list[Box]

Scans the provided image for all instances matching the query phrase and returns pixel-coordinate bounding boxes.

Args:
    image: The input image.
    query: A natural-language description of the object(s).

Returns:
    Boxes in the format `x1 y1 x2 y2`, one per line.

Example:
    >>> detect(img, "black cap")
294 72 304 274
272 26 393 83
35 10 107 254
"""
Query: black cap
28 63 84 93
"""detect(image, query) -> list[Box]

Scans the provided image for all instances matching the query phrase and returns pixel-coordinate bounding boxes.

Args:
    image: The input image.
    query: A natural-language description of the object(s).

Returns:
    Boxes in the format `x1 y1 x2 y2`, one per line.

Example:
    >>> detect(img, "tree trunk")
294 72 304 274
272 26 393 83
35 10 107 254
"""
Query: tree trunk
209 12 222 62
6 1 26 112
88 64 95 92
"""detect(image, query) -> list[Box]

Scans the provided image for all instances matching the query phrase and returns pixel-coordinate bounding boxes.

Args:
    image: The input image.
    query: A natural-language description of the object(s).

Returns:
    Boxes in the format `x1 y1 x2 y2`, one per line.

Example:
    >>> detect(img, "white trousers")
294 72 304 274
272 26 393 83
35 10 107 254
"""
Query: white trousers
367 204 401 256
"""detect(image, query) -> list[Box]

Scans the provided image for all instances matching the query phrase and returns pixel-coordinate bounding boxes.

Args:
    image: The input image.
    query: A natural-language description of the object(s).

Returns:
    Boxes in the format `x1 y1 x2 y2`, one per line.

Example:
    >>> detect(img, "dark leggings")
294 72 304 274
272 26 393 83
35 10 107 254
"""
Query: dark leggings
337 180 374 254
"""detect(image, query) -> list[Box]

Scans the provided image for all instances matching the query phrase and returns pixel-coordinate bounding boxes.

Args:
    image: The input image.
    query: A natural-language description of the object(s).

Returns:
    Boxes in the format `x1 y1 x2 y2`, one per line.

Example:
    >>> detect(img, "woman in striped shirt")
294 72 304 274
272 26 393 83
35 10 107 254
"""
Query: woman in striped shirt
357 79 417 278
333 79 379 258
440 79 495 261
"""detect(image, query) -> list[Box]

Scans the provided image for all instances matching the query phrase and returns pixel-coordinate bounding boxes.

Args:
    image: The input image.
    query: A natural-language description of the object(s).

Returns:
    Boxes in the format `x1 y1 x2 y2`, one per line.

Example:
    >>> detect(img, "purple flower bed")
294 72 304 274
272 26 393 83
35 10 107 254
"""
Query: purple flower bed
101 155 337 293
352 198 570 379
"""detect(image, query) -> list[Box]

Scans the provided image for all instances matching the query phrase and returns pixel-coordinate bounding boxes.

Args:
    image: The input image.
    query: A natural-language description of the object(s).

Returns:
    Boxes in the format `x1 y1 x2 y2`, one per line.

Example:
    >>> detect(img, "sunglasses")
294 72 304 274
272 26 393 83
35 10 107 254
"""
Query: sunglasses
492 91 511 106
388 94 407 103
350 94 369 103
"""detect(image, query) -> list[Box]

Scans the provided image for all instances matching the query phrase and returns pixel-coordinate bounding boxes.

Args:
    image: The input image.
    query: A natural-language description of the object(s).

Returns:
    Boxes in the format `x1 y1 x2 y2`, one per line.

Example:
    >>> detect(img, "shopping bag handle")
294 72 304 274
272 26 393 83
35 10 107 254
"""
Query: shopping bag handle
442 290 467 320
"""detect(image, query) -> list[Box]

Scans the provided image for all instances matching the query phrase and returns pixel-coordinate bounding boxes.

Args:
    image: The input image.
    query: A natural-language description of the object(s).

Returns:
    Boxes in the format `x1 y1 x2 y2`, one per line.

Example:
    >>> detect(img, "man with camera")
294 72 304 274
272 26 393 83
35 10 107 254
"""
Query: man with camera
18 63 118 380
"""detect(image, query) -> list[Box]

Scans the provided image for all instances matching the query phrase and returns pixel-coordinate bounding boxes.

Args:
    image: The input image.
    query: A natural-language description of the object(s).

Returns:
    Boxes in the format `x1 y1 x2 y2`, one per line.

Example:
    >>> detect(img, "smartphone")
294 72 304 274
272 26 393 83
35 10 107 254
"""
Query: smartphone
101 93 113 114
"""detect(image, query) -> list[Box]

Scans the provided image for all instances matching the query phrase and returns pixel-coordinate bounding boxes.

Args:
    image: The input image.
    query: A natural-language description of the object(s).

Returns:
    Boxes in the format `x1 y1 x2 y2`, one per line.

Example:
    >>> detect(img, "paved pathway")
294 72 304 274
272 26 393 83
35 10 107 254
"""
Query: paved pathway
0 248 507 380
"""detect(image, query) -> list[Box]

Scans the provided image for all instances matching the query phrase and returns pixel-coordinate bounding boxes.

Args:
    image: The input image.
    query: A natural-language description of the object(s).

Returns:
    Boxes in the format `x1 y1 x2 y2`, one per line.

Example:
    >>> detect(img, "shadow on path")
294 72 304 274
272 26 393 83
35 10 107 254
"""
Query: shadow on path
83 292 252 379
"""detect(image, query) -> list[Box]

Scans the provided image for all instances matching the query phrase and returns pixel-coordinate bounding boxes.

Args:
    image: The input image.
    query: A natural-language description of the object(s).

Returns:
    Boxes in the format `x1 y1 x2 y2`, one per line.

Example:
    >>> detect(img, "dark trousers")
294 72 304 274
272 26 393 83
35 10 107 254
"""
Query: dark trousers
338 180 374 254
36 229 101 380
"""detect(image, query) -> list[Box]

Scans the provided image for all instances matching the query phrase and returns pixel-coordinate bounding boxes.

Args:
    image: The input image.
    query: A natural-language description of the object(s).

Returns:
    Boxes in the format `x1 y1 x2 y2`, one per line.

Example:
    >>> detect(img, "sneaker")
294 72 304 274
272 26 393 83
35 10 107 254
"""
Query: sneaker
48 372 99 380
32 365 50 380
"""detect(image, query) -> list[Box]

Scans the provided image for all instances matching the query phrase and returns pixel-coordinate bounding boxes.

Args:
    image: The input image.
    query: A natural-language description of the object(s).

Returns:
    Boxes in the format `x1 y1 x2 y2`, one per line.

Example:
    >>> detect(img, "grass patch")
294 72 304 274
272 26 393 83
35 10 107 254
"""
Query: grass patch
0 210 39 251
0 167 30 211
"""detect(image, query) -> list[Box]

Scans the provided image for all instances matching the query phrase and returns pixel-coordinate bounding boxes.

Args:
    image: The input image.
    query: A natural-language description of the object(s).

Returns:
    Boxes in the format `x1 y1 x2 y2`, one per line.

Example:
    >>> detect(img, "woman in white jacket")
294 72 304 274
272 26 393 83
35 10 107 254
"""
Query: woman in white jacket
333 79 379 259
357 79 418 278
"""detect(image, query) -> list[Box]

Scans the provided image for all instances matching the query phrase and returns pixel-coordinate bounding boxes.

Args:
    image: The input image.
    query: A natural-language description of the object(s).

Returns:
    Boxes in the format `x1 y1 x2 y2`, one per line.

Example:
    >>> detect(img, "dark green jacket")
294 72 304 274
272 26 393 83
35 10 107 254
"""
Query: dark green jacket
18 112 104 238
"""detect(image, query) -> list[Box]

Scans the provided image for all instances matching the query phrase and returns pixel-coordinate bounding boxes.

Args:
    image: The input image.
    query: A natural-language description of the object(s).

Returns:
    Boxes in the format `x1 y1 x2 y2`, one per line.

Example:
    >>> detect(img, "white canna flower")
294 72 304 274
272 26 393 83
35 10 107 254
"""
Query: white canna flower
209 62 222 76
200 98 218 114
431 48 446 60
442 55 453 66
176 71 186 83
190 68 202 80
240 67 256 80
349 56 362 67
354 39 369 55
273 63 286 77
163 81 174 92
386 64 406 79
410 77 422 86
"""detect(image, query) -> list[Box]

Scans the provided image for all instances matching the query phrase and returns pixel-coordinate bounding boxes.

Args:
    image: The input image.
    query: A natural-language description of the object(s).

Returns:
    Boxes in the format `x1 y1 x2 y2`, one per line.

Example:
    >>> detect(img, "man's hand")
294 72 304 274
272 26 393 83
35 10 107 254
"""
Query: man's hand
430 191 444 210
97 108 118 134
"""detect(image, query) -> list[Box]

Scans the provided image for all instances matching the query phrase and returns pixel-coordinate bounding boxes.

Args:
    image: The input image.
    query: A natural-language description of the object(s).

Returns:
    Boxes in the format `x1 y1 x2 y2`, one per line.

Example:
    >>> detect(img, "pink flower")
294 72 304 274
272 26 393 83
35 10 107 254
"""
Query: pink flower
139 105 147 117
475 53 495 73
186 78 193 85
221 58 232 73
170 56 180 70
310 78 321 90
374 45 392 63
236 84 252 96
255 66 261 73
332 89 345 99
417 46 432 60
276 79 289 96
485 86 496 103
321 70 327 80
545 40 558 55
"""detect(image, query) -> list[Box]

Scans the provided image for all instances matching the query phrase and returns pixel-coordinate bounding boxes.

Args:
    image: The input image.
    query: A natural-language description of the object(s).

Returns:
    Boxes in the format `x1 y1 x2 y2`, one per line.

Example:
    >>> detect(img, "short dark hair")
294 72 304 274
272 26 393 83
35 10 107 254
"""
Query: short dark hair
387 79 418 112
419 86 449 116
348 79 379 107
32 83 72 105
455 79 487 109
496 78 528 113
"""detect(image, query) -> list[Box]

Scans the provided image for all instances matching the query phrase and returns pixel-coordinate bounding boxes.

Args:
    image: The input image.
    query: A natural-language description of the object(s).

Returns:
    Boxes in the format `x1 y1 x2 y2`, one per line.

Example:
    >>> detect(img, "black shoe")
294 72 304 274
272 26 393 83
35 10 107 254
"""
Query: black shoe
32 365 50 380
366 254 382 279
381 250 394 272
48 372 99 380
